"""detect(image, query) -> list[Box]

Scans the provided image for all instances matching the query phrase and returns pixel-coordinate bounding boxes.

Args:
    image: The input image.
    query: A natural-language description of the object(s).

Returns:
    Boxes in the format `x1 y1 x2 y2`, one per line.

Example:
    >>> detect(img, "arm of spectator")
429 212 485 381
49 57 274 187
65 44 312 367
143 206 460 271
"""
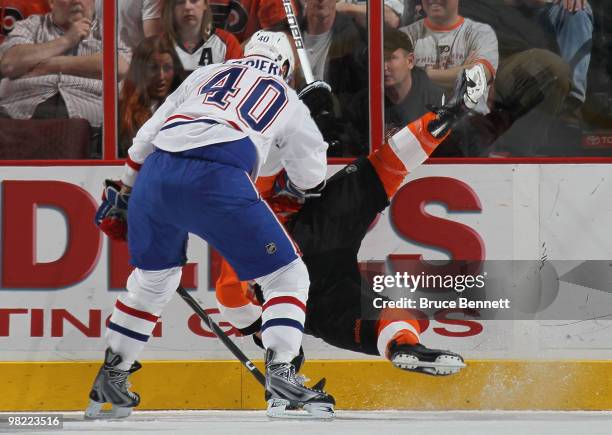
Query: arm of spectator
142 0 163 37
24 52 129 80
142 18 162 38
335 2 401 28
384 5 401 28
426 65 471 89
0 17 92 79
426 51 494 89
1 37 76 79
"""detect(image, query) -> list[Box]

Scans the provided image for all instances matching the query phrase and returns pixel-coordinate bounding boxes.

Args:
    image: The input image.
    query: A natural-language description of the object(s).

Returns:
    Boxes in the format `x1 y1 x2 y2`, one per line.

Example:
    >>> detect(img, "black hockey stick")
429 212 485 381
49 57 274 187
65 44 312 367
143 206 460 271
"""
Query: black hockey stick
176 285 266 386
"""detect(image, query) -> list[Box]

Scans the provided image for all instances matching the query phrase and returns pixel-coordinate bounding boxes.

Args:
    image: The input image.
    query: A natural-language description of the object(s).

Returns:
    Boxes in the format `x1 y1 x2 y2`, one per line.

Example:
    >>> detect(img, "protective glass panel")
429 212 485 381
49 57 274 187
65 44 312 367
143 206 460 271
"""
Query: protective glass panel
303 0 371 157
384 0 611 157
0 0 103 159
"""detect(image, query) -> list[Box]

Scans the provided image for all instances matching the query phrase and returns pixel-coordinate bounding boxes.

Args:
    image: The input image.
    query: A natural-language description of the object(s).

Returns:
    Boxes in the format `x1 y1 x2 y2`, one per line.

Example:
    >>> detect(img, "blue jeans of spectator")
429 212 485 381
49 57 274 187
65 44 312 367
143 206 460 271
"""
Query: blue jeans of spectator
538 2 593 103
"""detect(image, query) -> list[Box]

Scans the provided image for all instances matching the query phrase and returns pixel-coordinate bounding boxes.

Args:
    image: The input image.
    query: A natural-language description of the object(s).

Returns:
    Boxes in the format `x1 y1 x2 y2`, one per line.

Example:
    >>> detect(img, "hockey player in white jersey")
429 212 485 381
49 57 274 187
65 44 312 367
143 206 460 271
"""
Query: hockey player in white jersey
86 31 335 419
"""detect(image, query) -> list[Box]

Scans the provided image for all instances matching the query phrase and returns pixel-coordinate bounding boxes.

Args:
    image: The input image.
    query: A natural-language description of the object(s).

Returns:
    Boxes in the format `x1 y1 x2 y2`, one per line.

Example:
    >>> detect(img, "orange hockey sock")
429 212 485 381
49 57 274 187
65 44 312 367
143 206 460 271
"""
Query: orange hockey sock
375 308 422 358
368 142 407 198
368 112 448 199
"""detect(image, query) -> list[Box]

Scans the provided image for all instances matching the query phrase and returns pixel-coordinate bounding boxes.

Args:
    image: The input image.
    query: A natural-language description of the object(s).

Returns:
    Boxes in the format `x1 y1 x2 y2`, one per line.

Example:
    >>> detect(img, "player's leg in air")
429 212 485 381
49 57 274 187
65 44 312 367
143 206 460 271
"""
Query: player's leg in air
216 64 488 376
301 64 488 375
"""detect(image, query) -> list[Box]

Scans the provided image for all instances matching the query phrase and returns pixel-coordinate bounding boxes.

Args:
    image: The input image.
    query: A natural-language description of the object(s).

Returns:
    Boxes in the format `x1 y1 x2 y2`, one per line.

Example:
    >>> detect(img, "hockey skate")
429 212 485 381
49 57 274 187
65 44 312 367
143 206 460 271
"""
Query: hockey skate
84 348 141 419
265 349 335 419
389 341 466 376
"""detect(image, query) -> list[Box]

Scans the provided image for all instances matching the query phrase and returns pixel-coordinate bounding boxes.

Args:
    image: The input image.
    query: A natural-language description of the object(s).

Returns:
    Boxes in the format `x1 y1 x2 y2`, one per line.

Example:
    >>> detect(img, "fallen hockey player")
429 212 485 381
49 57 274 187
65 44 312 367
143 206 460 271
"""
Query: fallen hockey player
215 63 489 377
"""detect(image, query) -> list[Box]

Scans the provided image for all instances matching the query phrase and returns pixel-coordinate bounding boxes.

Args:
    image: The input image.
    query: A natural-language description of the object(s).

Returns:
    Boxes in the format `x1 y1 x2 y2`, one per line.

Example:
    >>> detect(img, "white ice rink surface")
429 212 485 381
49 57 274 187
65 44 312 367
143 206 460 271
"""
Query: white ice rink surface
3 411 612 435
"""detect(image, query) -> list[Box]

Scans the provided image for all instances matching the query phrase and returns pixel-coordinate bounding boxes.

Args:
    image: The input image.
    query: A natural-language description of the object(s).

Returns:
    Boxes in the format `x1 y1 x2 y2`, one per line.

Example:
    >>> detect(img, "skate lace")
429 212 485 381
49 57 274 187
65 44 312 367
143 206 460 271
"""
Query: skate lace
271 363 325 395
295 373 309 386
113 370 138 400
290 369 325 394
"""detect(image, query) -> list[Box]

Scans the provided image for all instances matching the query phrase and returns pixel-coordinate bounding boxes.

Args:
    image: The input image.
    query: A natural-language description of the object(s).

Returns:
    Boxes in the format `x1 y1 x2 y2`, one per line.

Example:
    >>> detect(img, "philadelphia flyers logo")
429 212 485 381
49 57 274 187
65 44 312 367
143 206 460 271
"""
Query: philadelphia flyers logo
1 7 24 36
226 1 247 34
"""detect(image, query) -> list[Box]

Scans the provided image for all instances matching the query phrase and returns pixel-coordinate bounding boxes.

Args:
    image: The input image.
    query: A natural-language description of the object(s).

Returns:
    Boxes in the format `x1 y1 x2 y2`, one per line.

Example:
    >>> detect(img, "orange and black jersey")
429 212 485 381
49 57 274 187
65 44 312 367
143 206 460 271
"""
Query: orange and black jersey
0 0 49 43
210 0 301 43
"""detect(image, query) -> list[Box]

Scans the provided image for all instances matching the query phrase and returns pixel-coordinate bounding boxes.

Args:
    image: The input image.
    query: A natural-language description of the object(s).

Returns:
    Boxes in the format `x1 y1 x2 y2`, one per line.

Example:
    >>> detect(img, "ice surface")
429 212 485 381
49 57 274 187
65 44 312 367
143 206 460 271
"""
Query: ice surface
3 410 612 435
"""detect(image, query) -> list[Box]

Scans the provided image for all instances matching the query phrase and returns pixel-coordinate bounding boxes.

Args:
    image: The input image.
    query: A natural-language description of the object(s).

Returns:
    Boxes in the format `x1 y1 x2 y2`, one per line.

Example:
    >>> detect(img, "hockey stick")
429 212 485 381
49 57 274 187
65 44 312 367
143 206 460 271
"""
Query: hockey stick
282 0 314 84
176 285 266 386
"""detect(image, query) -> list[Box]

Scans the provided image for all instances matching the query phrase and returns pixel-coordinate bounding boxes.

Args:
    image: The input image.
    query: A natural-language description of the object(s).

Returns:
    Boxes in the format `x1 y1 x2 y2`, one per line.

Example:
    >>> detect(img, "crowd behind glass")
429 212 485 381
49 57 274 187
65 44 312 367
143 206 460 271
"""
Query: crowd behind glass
0 0 609 158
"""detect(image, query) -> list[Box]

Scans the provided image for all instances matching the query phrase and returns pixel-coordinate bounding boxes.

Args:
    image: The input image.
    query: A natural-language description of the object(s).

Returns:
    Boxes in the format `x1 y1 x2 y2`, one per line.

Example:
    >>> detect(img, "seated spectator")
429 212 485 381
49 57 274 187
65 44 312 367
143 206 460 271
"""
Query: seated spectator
162 0 242 74
400 0 499 114
336 0 406 29
0 0 50 44
383 27 444 130
303 0 369 156
95 0 163 50
457 0 573 155
210 0 301 43
118 36 184 156
505 0 593 122
381 25 514 158
0 0 130 157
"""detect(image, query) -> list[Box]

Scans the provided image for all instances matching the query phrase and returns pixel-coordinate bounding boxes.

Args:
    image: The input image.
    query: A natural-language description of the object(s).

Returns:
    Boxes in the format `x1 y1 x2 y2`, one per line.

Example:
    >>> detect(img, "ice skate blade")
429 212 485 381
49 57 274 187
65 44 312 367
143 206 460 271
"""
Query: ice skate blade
266 398 334 420
84 400 133 420
392 354 467 376
304 402 335 419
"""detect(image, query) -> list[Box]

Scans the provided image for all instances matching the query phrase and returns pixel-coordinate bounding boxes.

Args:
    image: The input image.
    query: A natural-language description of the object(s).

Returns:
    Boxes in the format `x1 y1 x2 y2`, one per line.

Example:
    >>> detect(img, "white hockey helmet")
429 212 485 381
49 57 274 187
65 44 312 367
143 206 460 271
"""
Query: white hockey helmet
244 30 295 83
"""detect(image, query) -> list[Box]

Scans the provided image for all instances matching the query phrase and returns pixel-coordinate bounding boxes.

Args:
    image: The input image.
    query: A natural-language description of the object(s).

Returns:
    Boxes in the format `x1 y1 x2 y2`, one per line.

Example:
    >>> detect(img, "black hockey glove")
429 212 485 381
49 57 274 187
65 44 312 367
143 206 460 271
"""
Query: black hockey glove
298 81 343 149
298 80 333 117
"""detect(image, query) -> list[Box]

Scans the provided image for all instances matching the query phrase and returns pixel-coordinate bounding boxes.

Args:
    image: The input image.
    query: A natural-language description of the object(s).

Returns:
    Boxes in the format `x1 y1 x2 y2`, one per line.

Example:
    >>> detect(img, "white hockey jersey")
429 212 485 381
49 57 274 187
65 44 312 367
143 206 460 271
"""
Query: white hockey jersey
122 55 328 191
174 28 243 72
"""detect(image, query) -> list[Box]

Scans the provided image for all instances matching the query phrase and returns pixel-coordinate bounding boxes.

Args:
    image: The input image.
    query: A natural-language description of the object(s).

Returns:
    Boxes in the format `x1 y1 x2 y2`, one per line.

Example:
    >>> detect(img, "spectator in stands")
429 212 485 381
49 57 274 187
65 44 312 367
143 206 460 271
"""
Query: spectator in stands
302 0 369 155
457 0 573 155
95 0 163 50
162 0 242 74
0 0 130 156
383 27 444 129
304 0 367 87
336 0 406 28
505 0 593 120
0 0 50 44
400 0 499 114
118 36 184 156
381 23 519 157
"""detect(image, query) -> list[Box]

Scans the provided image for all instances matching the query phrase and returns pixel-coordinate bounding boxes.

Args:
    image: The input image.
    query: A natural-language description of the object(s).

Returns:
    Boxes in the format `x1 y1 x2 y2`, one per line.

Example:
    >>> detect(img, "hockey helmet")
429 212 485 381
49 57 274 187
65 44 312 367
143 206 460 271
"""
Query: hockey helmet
244 30 295 83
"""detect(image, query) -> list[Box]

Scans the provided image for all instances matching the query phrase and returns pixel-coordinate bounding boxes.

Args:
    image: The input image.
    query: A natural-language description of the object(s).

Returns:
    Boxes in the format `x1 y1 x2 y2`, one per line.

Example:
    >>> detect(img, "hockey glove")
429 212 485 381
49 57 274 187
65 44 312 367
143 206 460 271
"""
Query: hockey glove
298 80 333 117
426 63 488 138
94 179 130 241
298 81 344 149
272 170 325 201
